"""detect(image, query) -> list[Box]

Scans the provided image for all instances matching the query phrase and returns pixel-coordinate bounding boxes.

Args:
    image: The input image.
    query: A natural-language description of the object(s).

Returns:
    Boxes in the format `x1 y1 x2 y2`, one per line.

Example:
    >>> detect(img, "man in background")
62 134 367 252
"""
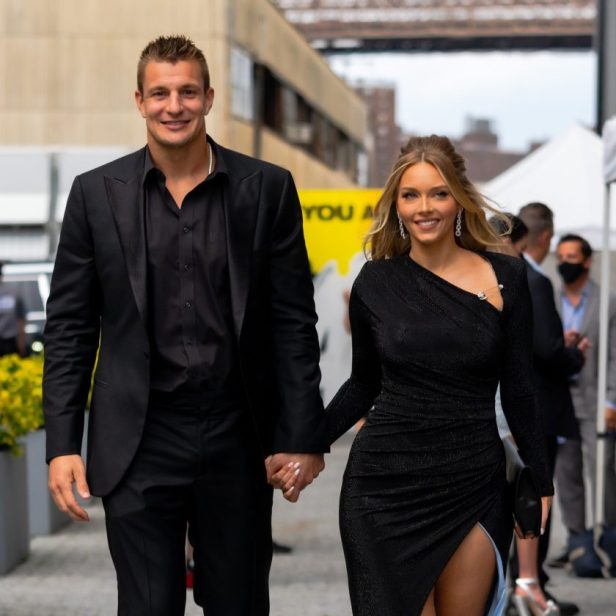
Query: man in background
0 262 26 357
551 234 616 566
517 202 587 616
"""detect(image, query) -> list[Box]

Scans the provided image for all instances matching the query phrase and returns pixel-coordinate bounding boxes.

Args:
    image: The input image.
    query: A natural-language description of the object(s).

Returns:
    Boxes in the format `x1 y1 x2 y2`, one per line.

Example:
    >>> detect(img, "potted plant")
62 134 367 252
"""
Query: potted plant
2 353 73 540
0 353 43 573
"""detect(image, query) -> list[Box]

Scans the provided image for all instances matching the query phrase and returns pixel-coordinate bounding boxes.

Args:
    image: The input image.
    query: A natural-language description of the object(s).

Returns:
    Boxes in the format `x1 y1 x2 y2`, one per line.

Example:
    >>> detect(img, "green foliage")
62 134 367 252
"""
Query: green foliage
0 354 44 455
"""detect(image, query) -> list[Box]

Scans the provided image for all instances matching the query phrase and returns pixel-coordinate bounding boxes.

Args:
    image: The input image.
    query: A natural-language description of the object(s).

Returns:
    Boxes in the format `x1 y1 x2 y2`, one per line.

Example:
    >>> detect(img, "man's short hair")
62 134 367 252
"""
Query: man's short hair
518 202 554 245
137 35 210 94
558 233 592 259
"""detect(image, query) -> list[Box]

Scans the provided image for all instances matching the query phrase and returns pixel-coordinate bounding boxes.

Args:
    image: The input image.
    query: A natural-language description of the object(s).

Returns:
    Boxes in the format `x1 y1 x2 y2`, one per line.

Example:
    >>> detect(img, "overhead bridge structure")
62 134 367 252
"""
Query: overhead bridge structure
273 0 597 53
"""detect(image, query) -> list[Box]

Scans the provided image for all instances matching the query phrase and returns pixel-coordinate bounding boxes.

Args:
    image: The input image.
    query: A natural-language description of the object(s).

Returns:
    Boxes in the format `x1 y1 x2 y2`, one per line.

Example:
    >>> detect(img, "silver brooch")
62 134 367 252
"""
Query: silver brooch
477 284 504 301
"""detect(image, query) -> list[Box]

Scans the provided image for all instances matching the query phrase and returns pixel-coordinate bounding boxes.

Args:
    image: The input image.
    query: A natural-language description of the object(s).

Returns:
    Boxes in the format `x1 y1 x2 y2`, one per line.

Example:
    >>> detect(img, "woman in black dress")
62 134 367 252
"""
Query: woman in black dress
275 136 553 615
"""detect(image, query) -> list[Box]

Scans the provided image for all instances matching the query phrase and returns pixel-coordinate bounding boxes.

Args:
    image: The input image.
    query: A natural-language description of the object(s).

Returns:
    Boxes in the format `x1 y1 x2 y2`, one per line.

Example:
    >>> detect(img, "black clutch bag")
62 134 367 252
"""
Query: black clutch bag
502 438 542 537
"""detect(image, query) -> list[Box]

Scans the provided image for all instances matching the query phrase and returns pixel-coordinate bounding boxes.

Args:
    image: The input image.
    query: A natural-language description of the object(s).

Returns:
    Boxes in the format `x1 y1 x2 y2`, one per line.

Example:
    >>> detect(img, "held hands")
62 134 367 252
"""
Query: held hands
265 453 325 503
48 454 91 522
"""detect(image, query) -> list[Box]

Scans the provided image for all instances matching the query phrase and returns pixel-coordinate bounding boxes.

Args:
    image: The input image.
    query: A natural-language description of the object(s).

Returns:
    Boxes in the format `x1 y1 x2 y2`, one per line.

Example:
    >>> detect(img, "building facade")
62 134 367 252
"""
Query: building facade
0 0 368 261
0 0 367 188
352 83 402 187
453 117 538 184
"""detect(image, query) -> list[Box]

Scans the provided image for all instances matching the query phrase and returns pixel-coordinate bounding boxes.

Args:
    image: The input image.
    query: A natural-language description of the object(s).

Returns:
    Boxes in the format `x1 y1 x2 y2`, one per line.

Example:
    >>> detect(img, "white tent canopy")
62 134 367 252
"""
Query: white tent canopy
483 123 616 248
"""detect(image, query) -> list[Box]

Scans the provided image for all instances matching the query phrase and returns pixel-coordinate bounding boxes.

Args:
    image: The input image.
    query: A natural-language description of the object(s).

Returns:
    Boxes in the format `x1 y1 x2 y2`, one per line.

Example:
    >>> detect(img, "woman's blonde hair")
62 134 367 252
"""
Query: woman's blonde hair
365 135 510 259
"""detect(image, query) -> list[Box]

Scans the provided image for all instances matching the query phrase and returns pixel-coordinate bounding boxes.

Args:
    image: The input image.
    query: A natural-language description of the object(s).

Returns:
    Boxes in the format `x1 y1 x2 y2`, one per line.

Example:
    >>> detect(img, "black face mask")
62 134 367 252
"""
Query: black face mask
558 262 587 284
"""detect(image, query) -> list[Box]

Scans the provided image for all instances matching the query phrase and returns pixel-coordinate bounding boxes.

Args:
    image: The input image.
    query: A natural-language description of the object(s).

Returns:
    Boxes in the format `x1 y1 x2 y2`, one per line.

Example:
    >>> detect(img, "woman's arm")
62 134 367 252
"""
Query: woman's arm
500 261 554 496
326 267 382 444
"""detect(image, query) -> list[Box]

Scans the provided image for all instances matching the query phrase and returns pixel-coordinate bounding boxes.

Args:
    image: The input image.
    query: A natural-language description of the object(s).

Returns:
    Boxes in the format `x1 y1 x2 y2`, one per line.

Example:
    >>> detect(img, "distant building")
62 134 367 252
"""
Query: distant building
352 83 402 187
398 118 540 186
453 117 537 184
347 80 530 189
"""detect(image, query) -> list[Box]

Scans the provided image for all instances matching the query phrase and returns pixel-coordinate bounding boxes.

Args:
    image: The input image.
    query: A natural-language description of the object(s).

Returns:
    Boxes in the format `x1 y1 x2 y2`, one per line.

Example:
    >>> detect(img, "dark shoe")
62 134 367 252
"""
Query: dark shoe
272 540 293 554
504 590 519 616
552 600 579 616
544 590 580 616
547 549 570 569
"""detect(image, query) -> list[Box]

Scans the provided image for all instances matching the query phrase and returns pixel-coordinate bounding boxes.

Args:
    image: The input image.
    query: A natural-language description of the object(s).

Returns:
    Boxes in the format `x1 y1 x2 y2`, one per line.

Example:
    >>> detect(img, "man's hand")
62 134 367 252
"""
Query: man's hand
265 453 325 503
564 329 581 348
576 336 591 360
48 454 91 522
565 329 590 361
606 407 616 432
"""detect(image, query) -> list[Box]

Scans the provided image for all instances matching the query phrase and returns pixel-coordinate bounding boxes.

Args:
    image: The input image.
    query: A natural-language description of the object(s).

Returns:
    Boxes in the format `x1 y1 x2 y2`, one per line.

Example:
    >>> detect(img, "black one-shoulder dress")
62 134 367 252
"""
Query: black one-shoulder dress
326 252 553 616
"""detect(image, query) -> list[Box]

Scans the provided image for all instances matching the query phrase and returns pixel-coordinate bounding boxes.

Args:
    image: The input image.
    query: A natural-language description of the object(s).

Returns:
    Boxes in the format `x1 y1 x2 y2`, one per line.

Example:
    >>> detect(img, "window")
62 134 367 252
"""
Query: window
254 63 362 182
230 46 254 122
263 69 283 132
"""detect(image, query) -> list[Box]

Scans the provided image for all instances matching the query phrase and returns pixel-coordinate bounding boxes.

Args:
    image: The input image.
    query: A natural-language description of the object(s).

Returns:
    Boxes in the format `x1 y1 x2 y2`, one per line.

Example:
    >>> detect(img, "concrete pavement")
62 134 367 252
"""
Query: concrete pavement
0 432 614 615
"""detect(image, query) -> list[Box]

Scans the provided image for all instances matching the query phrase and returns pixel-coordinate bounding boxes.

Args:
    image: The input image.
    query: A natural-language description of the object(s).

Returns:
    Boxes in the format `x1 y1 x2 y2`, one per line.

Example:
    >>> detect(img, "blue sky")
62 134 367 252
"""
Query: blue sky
328 50 596 152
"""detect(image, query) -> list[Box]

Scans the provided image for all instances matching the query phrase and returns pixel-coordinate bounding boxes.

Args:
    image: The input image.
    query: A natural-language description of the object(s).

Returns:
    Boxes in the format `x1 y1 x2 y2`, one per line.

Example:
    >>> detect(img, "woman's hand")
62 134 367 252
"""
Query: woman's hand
513 495 552 540
540 495 552 536
265 458 301 502
266 454 325 503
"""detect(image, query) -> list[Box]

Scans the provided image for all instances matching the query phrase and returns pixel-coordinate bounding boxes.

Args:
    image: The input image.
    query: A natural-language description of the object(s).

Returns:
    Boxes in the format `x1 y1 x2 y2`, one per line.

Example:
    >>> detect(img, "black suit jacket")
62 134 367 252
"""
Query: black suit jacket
525 260 582 438
43 142 326 496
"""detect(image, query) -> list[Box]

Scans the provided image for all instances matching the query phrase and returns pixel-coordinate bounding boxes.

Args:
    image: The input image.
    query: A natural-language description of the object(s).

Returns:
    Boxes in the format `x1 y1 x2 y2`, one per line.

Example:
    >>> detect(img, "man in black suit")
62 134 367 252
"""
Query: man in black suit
516 202 587 615
43 35 326 616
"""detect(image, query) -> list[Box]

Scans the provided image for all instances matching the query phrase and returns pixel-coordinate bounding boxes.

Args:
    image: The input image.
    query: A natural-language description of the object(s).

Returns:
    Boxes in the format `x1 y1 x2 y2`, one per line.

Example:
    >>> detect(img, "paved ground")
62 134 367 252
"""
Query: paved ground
1 432 614 615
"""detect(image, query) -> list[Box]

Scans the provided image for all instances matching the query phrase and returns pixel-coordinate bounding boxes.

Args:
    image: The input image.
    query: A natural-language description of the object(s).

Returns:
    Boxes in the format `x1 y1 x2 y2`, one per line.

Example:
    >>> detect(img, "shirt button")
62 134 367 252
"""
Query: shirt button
183 226 191 234
185 301 192 309
184 264 191 271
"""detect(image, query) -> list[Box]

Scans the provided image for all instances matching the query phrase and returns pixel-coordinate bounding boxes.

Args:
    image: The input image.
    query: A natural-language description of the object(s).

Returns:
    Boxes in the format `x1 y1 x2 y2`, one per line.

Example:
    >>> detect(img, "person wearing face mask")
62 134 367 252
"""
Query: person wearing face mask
550 234 616 569
489 215 559 615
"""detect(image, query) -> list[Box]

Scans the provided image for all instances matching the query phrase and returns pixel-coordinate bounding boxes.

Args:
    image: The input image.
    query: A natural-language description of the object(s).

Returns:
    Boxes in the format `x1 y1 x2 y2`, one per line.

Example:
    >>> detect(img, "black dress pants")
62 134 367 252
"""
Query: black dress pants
102 390 273 616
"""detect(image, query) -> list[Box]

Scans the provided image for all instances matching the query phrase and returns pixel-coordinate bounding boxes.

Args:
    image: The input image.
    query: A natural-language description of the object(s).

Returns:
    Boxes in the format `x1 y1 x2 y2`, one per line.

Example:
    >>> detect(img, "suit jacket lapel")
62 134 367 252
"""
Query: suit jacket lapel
224 170 262 337
105 174 148 327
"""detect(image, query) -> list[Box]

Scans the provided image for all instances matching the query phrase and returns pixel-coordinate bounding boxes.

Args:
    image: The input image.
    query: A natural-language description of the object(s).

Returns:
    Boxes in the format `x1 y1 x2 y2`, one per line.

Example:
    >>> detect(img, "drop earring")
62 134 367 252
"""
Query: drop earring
455 210 462 237
398 213 407 239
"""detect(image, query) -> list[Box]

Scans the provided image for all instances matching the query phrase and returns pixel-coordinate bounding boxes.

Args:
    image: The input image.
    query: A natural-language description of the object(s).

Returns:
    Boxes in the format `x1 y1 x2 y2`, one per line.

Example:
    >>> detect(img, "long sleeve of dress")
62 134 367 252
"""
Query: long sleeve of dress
500 260 554 496
326 267 382 444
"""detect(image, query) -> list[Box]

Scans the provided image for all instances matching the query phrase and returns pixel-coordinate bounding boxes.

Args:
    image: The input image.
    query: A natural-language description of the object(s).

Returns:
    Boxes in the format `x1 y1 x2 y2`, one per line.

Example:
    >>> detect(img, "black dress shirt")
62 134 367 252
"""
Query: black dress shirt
143 140 237 392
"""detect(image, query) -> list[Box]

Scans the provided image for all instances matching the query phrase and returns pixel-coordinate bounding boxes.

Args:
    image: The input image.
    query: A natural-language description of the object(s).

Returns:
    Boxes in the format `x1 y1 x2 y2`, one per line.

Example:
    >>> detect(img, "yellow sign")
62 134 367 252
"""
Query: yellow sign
299 189 381 276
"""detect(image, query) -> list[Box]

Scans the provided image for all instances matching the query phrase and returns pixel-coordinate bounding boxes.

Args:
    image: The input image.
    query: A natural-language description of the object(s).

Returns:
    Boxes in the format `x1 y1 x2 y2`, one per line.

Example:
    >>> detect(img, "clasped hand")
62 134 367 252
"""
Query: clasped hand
265 453 325 502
